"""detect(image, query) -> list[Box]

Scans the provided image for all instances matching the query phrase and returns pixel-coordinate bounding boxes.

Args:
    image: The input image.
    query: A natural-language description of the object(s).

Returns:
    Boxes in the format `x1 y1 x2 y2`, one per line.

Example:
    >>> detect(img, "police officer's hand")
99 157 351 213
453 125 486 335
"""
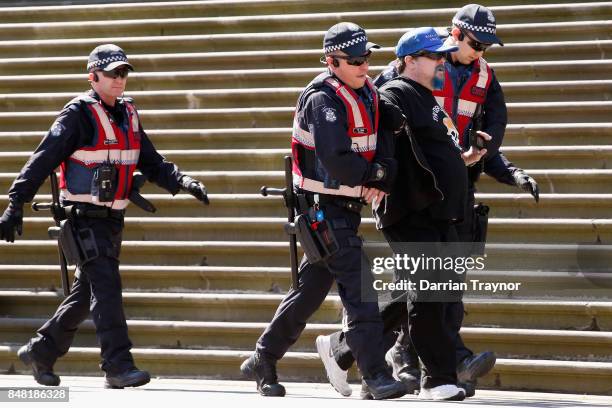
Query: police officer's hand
180 175 209 205
0 201 24 243
513 170 539 203
362 187 385 206
462 131 492 166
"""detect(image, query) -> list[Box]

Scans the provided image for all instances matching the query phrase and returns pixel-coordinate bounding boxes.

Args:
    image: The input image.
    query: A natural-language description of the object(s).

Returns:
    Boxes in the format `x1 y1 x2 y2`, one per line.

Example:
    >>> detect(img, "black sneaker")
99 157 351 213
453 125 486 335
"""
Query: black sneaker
385 343 420 394
459 380 476 398
17 344 60 387
104 368 150 389
457 351 496 383
240 352 286 397
362 371 406 400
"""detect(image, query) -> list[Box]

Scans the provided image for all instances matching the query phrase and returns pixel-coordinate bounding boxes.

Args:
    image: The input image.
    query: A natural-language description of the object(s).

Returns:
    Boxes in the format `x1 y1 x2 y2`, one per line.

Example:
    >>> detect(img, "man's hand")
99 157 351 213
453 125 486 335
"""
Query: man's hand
362 187 386 206
462 131 492 166
0 201 24 243
180 175 209 205
513 170 539 203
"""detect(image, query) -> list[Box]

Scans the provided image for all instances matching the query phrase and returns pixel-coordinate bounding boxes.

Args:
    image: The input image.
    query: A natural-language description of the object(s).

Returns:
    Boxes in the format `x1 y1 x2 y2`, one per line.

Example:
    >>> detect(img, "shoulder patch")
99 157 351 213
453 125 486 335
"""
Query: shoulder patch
322 107 337 123
49 120 65 137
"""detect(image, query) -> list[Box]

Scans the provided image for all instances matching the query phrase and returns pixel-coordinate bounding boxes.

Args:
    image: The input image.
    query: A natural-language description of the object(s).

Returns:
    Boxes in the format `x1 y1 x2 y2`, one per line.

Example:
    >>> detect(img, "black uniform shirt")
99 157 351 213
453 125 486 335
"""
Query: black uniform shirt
8 90 183 204
381 77 467 221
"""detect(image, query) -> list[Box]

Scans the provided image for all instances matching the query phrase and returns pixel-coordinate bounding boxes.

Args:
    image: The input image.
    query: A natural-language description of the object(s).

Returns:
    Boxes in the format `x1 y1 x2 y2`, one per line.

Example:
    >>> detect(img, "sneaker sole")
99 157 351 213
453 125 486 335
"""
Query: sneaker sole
315 336 352 397
104 376 150 389
370 387 406 400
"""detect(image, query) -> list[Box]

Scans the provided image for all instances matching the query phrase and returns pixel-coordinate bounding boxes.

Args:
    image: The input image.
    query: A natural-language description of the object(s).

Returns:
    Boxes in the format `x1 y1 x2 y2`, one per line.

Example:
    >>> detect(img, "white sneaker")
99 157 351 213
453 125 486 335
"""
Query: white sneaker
315 335 352 397
418 384 465 401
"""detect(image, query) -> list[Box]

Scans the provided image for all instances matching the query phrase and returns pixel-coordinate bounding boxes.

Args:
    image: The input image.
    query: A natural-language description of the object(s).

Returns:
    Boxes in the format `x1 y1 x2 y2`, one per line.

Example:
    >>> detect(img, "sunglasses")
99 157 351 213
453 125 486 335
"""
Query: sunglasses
410 51 446 61
461 30 492 52
100 68 130 79
332 52 372 66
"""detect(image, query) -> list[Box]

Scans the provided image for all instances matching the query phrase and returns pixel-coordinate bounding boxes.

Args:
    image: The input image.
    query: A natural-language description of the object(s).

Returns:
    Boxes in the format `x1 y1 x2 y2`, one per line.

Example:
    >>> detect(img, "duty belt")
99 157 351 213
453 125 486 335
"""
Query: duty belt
66 204 125 220
304 193 364 214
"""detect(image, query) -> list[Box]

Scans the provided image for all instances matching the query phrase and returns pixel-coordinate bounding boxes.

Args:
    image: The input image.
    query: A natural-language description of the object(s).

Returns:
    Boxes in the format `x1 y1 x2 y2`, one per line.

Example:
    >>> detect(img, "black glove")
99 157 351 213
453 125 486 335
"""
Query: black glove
378 97 405 133
0 201 24 243
180 175 209 205
513 170 539 203
363 159 398 193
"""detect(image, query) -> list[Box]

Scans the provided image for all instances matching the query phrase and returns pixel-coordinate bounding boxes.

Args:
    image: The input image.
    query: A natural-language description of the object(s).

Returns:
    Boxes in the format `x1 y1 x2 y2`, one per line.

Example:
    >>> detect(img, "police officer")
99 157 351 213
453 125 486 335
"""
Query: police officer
239 22 405 400
0 44 209 388
318 4 540 399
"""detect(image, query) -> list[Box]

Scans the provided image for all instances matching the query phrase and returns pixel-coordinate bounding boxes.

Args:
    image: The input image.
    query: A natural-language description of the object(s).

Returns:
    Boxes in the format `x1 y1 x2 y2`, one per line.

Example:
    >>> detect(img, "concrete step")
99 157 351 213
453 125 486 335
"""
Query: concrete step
0 0 585 23
12 216 612 245
3 145 612 173
0 21 609 58
1 263 610 299
1 3 609 40
0 241 611 271
1 344 611 394
0 80 608 113
0 102 609 132
1 318 611 361
1 41 611 75
0 291 610 329
0 124 610 152
4 193 611 219
2 169 611 195
0 61 609 94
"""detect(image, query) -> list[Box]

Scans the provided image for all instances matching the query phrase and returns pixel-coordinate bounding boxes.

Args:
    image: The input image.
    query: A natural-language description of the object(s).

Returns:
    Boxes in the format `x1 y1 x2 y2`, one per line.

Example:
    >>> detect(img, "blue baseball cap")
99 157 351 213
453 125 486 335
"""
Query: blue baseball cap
395 27 458 58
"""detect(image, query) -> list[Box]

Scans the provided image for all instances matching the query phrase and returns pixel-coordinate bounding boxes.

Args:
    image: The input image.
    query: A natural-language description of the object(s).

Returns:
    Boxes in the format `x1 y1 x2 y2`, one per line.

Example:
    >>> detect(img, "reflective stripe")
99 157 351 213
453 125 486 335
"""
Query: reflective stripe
435 96 445 107
292 120 315 148
70 149 140 166
350 134 377 153
294 174 363 198
127 104 140 131
61 190 130 210
89 102 117 143
336 86 364 128
476 57 489 88
457 99 478 117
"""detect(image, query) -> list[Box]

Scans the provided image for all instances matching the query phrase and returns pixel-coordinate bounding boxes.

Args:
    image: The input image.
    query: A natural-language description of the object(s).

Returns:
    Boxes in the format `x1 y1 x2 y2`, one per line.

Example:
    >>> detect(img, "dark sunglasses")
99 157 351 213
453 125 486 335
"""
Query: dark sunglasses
461 30 492 52
410 51 446 61
100 68 130 79
333 52 372 66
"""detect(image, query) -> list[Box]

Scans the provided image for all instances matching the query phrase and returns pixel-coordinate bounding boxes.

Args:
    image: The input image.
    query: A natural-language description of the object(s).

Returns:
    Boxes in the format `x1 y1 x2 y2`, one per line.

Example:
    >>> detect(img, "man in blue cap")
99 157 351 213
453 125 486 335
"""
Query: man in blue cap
316 26 491 401
239 22 405 400
4 43 209 389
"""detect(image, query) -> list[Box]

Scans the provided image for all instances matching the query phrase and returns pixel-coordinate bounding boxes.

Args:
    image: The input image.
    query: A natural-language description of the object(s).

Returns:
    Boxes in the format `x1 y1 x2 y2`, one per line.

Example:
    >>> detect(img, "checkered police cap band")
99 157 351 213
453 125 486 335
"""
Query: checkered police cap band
324 35 367 54
452 18 496 34
87 55 129 71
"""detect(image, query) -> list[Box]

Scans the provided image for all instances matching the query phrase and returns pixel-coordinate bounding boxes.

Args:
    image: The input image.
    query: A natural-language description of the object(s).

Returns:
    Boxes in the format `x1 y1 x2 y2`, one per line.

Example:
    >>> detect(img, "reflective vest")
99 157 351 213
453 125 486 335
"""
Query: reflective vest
291 74 378 198
433 57 492 146
59 96 141 210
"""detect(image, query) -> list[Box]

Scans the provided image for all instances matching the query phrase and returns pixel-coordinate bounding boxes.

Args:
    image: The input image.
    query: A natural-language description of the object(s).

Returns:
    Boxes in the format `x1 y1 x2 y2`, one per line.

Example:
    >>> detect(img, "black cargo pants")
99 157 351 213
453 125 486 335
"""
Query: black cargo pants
256 203 387 378
27 213 135 375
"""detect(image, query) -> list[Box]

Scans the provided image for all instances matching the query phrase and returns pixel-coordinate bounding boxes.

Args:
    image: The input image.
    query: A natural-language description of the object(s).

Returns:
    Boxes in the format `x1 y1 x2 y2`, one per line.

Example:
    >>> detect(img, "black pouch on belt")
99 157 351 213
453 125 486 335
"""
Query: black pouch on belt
58 219 99 266
289 215 339 264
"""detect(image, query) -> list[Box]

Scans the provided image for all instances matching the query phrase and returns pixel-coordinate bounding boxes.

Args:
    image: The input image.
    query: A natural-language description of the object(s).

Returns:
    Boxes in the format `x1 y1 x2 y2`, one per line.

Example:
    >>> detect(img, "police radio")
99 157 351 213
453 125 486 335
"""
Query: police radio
92 163 117 202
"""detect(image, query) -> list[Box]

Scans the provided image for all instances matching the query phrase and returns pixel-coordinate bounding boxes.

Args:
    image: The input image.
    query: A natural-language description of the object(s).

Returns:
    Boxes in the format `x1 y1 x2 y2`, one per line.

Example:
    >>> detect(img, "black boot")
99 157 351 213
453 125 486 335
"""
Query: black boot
457 351 496 384
240 352 286 397
362 371 406 400
104 368 151 389
17 344 60 387
385 342 420 394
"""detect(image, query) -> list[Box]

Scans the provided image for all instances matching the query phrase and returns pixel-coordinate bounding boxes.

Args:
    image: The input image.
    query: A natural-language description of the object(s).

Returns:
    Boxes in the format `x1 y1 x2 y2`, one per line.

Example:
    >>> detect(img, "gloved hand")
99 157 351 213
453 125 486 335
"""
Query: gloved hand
180 175 209 205
513 170 539 203
0 201 24 243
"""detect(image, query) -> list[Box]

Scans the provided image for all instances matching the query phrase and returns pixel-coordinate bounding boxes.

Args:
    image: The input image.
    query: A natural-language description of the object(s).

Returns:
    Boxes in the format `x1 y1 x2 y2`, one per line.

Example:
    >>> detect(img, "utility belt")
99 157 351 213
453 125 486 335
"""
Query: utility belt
53 203 123 268
287 192 363 265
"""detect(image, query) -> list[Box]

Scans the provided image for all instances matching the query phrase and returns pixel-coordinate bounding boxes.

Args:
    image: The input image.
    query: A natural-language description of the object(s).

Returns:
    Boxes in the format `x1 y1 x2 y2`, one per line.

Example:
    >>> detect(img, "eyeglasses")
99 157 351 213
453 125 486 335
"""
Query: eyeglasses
332 52 372 66
461 30 492 52
99 68 130 79
409 51 446 61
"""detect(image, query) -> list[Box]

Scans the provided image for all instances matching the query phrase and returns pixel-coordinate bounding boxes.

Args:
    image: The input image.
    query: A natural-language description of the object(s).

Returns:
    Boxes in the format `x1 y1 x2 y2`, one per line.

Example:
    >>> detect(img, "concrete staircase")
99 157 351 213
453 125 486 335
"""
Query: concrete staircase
0 0 611 395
